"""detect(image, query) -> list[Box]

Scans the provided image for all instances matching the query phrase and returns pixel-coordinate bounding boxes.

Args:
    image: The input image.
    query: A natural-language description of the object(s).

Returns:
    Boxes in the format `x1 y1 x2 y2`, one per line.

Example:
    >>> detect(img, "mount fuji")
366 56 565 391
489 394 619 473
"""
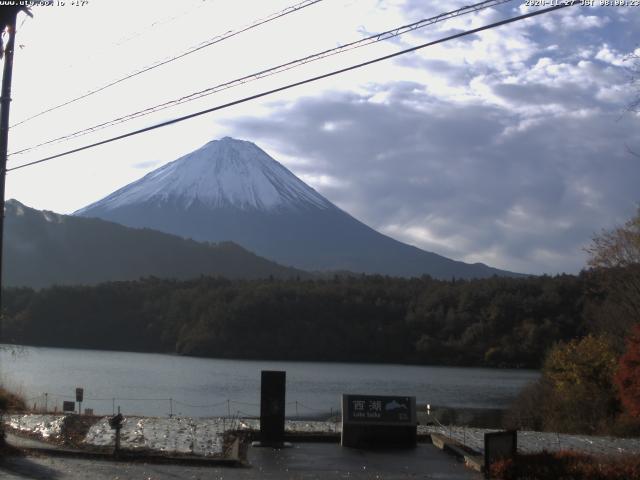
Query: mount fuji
75 137 519 279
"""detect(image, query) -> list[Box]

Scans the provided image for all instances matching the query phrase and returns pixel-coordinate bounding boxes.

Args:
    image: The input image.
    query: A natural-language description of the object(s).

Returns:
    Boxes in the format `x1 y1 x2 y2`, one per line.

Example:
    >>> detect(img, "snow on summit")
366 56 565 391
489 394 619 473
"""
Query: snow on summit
76 137 332 213
73 138 519 279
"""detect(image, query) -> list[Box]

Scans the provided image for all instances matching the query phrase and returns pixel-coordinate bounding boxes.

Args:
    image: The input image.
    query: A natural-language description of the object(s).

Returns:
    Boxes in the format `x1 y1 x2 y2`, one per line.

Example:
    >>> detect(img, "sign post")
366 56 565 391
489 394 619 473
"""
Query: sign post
341 394 417 448
109 407 125 456
75 388 84 415
484 430 517 479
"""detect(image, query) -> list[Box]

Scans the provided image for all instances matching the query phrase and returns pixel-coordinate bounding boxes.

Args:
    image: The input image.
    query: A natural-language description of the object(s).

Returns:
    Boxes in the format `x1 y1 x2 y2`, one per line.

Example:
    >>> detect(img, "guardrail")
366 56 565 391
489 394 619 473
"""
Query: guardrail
22 392 340 419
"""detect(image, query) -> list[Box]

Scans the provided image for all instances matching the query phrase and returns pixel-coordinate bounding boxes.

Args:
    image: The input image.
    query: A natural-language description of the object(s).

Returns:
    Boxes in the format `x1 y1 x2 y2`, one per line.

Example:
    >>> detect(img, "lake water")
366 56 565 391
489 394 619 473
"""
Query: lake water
0 345 539 418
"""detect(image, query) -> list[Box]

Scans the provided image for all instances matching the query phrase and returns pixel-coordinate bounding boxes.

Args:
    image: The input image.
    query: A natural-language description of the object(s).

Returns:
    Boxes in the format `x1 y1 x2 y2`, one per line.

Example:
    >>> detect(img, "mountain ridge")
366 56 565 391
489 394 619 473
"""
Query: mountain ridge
4 199 307 288
75 137 523 279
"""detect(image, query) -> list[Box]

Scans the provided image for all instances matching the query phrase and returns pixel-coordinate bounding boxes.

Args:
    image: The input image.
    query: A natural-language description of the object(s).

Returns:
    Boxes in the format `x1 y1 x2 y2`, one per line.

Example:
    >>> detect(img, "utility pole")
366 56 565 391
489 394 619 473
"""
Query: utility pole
0 7 19 343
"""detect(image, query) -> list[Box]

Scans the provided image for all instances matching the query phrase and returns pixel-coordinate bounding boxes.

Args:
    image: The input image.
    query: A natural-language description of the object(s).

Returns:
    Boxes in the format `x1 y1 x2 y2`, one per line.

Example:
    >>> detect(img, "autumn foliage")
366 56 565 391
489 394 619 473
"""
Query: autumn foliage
490 451 640 480
507 208 640 435
505 334 625 434
615 325 640 418
544 335 617 393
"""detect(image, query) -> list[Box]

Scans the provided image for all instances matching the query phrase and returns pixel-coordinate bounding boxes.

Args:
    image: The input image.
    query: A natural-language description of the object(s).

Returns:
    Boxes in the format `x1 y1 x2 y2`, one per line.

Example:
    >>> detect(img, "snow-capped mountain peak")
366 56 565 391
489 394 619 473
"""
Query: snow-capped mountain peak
74 137 520 279
76 137 332 213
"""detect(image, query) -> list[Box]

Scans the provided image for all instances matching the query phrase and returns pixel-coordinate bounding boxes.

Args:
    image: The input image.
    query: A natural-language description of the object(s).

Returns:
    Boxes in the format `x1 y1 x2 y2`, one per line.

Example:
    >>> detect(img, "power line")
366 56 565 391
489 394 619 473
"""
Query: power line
54 1 212 75
7 2 577 173
9 0 324 129
107 1 212 50
8 0 513 157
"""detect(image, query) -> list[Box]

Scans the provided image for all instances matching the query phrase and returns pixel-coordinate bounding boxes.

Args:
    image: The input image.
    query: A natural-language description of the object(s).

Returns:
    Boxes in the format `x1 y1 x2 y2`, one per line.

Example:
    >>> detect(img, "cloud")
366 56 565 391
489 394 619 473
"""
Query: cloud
595 44 628 66
217 2 640 276
228 72 640 275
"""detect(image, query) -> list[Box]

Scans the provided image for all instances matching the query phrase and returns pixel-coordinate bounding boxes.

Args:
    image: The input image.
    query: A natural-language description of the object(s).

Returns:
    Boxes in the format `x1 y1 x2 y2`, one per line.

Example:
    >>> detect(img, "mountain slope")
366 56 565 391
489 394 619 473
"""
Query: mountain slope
76 137 521 279
4 199 306 288
77 136 331 213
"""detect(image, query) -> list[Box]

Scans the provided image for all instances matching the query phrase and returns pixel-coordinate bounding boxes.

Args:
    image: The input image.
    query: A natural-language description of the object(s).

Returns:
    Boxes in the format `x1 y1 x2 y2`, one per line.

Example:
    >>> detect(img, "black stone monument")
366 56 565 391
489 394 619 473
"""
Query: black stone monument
255 370 287 447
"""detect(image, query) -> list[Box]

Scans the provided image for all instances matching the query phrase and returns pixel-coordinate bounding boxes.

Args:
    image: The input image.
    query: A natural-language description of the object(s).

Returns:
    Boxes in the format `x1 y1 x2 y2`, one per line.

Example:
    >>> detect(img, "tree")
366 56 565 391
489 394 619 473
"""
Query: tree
585 208 640 345
624 47 640 157
628 49 640 115
615 325 640 418
541 335 619 433
587 207 640 270
545 335 618 393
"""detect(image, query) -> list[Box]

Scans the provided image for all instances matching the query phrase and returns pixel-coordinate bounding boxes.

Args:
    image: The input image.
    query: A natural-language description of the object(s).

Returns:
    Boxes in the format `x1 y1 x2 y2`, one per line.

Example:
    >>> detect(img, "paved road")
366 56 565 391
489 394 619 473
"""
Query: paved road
5 432 66 451
1 442 481 479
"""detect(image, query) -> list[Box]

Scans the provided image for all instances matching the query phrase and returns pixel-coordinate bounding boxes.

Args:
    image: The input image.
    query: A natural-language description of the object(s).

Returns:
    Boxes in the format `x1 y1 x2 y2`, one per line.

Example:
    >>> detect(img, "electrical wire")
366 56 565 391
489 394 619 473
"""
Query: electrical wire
8 0 513 157
7 2 577 172
9 0 324 129
53 1 212 74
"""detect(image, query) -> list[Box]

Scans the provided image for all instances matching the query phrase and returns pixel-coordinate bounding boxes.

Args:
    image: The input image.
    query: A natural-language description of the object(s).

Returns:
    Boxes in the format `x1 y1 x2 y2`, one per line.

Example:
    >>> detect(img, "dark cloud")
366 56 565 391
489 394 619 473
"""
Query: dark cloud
492 82 594 108
223 2 639 275
228 84 640 275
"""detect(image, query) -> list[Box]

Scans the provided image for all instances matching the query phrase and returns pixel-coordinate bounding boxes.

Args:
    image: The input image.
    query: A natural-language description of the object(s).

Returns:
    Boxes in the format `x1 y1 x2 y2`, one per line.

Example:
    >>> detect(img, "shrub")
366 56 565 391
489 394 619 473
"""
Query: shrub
503 378 550 431
506 335 621 434
615 325 640 418
490 451 640 480
0 385 27 412
541 335 620 433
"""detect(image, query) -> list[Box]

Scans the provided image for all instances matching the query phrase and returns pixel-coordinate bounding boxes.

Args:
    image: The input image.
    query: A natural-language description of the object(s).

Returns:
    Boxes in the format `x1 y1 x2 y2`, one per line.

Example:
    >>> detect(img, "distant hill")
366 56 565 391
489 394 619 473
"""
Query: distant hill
76 136 523 279
4 199 306 288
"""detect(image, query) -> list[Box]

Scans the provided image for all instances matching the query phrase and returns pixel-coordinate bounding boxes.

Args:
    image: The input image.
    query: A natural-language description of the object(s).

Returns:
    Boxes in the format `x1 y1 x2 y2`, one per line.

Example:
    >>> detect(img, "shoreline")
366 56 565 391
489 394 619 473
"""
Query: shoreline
0 342 542 371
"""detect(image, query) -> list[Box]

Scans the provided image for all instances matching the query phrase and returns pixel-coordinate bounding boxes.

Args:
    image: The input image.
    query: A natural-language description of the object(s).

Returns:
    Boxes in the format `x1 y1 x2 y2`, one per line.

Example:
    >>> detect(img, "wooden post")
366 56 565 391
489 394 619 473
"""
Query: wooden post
0 9 18 343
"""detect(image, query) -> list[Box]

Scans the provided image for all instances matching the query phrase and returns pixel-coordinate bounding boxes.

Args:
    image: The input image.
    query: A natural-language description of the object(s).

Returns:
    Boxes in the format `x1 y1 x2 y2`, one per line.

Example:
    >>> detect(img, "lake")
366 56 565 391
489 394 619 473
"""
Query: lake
0 344 539 418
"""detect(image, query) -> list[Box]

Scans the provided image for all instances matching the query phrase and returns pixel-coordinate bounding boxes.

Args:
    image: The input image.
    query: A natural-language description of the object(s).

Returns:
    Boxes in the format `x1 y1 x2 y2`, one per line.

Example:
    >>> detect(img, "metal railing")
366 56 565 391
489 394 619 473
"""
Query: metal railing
21 392 339 420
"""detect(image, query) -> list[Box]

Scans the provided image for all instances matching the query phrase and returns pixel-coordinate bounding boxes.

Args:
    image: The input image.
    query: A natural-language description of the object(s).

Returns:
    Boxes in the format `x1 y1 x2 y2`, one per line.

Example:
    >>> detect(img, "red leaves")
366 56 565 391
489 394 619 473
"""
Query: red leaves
490 451 640 480
615 325 640 418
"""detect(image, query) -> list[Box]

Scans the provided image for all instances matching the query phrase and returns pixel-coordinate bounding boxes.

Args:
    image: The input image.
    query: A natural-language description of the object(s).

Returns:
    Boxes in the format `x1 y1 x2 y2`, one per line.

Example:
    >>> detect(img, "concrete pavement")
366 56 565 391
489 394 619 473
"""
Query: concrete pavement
1 441 482 479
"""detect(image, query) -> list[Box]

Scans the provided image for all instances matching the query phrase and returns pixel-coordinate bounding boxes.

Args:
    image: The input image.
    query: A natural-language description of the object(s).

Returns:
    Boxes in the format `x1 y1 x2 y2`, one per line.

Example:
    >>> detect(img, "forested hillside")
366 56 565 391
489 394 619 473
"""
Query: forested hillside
3 199 307 288
2 272 599 368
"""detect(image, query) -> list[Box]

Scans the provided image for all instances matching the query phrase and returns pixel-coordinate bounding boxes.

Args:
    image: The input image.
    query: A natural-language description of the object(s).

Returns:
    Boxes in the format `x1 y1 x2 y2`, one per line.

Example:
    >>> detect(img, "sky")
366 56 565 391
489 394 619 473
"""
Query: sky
3 0 640 275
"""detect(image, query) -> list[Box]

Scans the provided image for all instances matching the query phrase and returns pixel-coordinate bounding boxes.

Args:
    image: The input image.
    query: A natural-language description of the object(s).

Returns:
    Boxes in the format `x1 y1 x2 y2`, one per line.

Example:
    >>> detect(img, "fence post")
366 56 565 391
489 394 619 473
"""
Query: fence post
44 392 48 413
169 398 173 418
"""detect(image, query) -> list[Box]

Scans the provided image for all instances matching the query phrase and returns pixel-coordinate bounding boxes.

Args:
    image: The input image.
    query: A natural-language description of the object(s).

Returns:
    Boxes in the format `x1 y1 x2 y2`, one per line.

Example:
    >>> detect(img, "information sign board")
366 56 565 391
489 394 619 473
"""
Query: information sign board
344 394 415 424
341 394 417 448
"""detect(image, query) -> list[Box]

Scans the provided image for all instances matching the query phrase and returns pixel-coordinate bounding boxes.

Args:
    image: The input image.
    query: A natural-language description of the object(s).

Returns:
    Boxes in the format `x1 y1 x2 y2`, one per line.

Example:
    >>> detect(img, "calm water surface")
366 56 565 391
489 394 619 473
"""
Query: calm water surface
0 345 539 417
